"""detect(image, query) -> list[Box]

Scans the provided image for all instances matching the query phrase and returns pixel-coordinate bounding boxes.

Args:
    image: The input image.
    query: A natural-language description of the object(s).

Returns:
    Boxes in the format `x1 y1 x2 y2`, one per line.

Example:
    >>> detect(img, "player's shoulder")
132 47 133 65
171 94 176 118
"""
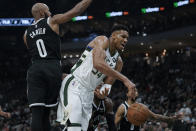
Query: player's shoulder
89 35 109 49
95 35 109 41
116 103 126 115
136 102 149 110
94 35 109 45
119 103 126 110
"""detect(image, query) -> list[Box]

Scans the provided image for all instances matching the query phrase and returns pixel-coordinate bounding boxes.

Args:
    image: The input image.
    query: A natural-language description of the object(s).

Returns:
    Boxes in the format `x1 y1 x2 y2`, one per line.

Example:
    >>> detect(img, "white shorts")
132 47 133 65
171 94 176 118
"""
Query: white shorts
57 74 94 131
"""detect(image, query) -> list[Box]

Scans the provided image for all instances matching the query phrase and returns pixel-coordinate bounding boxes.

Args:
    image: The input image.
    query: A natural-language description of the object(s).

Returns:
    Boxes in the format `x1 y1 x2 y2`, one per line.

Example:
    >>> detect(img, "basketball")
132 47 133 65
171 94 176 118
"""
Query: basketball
127 103 150 126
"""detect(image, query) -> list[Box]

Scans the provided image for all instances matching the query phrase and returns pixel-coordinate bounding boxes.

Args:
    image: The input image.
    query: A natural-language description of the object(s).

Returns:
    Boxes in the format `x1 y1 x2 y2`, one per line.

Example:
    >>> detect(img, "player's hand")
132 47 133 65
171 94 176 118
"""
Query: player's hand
94 87 109 99
123 78 136 97
166 113 183 124
170 113 183 121
62 73 68 80
4 112 11 118
123 78 135 89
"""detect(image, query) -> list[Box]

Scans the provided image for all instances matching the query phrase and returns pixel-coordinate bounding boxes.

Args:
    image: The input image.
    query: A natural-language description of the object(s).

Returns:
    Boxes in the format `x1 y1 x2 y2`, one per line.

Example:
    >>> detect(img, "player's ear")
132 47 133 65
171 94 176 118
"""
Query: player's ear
40 10 45 17
111 32 115 38
111 33 117 42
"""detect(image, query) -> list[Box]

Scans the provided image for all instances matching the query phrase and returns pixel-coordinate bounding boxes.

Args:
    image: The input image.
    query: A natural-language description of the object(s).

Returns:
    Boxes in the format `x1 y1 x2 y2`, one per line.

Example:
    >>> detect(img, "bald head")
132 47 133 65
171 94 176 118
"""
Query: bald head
31 3 51 20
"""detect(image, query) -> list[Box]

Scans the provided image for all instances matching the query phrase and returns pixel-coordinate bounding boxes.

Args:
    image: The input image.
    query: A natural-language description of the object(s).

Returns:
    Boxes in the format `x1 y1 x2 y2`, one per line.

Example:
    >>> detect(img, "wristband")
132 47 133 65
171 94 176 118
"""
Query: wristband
100 84 112 95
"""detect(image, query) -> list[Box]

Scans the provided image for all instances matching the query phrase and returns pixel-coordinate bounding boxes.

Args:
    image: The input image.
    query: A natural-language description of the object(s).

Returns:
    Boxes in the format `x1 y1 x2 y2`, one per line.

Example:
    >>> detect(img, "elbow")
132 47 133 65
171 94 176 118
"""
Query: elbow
93 60 104 71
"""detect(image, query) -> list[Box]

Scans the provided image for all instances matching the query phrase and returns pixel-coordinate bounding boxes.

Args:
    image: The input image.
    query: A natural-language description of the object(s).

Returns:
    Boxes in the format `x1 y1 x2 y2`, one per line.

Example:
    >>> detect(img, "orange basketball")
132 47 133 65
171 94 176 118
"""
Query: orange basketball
127 103 150 126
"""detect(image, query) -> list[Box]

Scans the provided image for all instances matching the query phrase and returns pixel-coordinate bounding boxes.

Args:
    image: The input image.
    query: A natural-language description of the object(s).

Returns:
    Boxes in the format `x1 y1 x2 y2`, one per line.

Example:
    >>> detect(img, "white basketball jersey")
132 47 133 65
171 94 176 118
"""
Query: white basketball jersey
71 46 119 91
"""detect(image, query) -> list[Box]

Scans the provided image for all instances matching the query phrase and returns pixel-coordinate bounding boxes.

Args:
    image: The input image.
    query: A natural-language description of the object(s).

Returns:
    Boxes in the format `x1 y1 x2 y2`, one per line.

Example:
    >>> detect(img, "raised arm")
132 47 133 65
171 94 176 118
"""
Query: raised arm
50 0 92 25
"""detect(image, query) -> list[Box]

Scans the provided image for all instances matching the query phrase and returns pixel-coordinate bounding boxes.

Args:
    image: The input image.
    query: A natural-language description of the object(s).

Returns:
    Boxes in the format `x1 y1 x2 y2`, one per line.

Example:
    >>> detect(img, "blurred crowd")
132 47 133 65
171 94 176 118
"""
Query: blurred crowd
0 48 196 131
60 7 196 41
110 49 196 130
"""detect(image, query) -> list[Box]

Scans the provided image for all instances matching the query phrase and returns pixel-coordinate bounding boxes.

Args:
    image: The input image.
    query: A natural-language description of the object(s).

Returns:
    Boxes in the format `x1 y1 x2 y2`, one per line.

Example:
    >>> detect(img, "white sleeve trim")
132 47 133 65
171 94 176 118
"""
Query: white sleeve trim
29 102 58 108
100 84 112 95
121 104 127 117
47 17 50 25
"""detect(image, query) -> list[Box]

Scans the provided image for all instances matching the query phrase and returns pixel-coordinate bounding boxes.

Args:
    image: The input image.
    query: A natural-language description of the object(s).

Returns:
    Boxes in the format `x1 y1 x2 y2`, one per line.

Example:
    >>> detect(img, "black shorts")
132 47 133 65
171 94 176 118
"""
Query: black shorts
26 60 62 108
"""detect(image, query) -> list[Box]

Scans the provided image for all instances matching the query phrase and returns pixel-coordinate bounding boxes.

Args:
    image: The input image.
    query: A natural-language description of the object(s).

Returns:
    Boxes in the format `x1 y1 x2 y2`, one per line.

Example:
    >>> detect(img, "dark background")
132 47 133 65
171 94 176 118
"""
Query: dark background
0 0 195 130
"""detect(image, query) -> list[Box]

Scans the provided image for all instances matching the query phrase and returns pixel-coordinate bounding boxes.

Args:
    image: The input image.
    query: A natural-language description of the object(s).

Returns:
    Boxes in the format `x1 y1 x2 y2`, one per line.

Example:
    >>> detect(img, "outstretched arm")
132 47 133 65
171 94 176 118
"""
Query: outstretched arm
0 107 11 118
50 0 92 25
148 110 182 123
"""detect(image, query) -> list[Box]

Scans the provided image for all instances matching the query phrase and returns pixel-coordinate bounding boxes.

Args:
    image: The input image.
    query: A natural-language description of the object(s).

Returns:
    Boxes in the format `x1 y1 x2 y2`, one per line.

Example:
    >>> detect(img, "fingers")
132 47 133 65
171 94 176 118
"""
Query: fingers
104 88 109 96
131 83 136 88
176 114 183 120
5 113 11 118
94 88 109 99
8 113 11 118
171 114 183 121
128 87 136 98
94 89 99 96
95 89 104 99
101 88 109 98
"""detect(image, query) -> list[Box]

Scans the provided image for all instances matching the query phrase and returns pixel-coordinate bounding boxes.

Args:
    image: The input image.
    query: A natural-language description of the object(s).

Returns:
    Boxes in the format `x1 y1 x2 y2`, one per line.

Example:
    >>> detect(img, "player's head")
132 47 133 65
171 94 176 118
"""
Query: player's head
110 24 129 51
126 88 138 102
31 3 51 20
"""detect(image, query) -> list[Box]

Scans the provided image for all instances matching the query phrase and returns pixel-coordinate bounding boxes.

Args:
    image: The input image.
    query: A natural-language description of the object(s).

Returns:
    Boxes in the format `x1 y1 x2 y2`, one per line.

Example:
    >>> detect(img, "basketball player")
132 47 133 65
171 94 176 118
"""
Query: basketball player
57 24 136 131
88 85 117 131
115 88 182 131
23 1 92 131
0 107 11 118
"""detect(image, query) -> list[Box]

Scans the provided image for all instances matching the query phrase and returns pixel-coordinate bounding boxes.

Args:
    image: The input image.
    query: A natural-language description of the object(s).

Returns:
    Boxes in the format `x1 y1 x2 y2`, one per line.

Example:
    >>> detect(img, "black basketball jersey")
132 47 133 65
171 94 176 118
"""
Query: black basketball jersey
119 101 140 131
91 100 106 130
26 18 61 61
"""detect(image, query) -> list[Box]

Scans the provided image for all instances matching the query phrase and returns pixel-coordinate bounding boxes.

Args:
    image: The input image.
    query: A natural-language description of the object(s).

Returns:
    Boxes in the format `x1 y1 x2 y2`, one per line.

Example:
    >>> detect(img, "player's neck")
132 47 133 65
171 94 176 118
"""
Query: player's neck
34 18 41 22
108 37 116 56
127 99 135 105
34 15 45 22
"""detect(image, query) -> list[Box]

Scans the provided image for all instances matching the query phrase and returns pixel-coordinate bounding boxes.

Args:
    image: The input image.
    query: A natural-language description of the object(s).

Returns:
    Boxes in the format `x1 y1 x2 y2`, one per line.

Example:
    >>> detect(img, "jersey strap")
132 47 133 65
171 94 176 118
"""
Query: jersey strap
86 46 93 51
